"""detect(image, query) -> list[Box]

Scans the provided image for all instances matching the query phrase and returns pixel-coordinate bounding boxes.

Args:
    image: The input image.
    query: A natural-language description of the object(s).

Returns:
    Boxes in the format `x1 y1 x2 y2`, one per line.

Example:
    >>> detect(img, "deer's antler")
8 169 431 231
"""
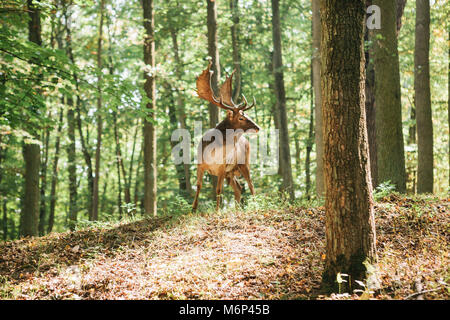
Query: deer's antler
196 61 257 112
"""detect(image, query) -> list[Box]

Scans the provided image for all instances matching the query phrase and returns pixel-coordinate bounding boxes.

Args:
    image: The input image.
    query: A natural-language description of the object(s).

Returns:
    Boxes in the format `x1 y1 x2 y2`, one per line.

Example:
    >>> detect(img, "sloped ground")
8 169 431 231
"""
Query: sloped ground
0 194 448 300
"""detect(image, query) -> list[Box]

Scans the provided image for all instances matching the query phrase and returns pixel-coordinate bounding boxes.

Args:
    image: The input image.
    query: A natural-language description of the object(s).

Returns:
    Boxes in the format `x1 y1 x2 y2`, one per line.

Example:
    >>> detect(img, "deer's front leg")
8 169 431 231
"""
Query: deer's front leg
192 166 205 212
216 173 225 211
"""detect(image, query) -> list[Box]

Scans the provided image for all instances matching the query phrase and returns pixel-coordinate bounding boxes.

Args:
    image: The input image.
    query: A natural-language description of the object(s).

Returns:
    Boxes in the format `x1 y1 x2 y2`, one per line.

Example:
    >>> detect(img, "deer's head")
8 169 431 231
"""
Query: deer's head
196 61 260 133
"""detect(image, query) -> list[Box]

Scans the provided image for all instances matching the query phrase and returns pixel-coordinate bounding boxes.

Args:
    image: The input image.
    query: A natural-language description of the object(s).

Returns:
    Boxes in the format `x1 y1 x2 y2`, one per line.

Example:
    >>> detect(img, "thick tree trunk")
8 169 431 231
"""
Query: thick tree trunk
92 0 106 221
271 0 294 200
320 0 377 293
415 0 433 193
372 0 406 192
365 0 407 189
21 0 42 238
143 0 157 216
47 107 63 234
312 0 324 198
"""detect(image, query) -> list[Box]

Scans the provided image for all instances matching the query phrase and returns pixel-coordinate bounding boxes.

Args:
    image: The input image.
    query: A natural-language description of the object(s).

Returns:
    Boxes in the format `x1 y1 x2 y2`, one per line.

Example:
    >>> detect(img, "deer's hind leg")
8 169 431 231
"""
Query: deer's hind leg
192 166 205 212
238 164 255 196
228 175 242 208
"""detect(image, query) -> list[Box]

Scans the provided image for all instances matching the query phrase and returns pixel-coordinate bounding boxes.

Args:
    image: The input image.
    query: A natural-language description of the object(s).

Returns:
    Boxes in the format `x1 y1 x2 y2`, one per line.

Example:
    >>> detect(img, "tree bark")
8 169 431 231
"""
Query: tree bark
67 97 78 229
365 0 407 189
38 126 49 235
47 106 63 234
305 64 314 199
312 0 324 197
271 0 294 200
230 0 241 102
372 0 406 192
170 29 192 196
91 0 106 221
320 0 377 293
143 0 157 216
206 0 220 200
21 0 42 238
415 0 433 193
62 2 94 219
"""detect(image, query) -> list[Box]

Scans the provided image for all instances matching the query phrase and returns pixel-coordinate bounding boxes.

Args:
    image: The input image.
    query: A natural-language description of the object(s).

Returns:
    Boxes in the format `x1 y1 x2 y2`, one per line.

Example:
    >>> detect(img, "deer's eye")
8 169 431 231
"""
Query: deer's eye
239 117 245 121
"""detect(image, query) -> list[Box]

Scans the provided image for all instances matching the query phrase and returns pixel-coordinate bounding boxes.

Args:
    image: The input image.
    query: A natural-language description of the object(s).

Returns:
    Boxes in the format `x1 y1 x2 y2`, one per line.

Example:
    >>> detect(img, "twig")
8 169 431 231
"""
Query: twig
405 288 441 300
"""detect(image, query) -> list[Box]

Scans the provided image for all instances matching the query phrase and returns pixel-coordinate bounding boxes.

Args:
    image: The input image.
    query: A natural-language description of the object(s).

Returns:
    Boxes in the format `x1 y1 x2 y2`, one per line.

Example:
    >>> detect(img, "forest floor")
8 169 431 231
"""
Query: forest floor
0 194 448 300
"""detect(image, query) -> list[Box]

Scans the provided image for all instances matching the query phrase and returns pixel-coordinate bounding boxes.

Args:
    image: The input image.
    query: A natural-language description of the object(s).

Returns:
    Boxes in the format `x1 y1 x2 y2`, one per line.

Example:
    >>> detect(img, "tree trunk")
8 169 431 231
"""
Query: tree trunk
372 0 406 192
365 0 407 189
113 112 124 218
142 0 157 216
305 65 314 199
320 0 377 293
21 0 42 238
230 0 241 102
271 0 294 200
0 136 6 240
62 2 94 219
364 4 377 188
170 29 192 196
67 97 78 229
267 51 283 177
47 106 63 234
415 0 433 193
206 0 220 200
92 0 106 221
38 126 49 235
312 0 324 198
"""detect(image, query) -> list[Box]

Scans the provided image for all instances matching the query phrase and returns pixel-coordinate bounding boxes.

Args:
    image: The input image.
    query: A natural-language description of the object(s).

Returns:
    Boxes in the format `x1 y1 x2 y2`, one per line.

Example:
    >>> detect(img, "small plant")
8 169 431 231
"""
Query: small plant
373 180 396 201
336 272 348 294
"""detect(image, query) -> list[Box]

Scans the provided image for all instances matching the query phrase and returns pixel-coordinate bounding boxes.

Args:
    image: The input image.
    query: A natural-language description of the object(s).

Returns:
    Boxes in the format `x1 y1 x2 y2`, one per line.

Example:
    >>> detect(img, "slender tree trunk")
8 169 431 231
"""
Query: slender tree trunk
47 106 63 234
92 0 106 221
2 200 6 241
0 136 6 240
21 0 42 238
113 112 124 218
312 0 324 198
364 2 377 188
267 52 283 176
305 65 314 199
170 29 192 196
372 0 406 192
67 97 78 229
271 0 294 200
230 0 241 102
38 127 49 235
63 3 94 219
206 0 220 200
143 0 157 216
415 0 433 193
320 0 377 293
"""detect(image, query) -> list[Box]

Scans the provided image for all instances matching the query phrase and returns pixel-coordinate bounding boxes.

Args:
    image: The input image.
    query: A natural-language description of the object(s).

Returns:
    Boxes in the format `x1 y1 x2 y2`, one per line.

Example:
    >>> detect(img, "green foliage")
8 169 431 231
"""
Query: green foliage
373 181 397 201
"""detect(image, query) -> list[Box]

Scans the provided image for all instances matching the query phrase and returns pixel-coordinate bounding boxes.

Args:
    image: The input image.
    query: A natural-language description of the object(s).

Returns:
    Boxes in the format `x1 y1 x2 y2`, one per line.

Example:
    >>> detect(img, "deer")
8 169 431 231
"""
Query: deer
192 61 260 212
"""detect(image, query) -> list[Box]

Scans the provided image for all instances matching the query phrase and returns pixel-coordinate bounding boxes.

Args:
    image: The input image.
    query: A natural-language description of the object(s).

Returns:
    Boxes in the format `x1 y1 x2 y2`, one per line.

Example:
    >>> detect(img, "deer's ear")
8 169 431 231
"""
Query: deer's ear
226 110 234 120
